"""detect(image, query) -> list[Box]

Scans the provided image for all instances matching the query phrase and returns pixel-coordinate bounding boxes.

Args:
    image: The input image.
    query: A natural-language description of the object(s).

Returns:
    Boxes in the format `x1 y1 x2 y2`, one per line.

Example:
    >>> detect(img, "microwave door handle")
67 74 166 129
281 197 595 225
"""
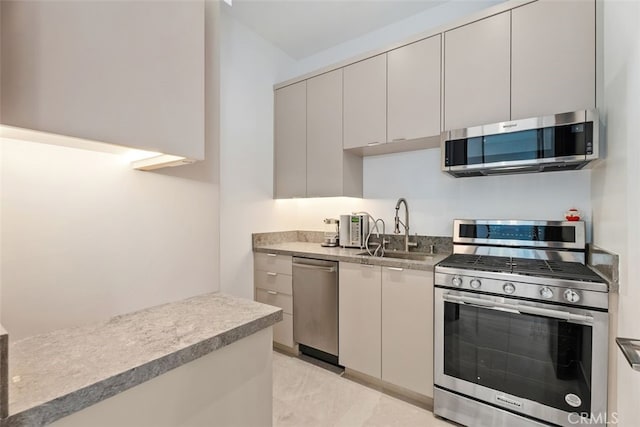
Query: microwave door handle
443 293 594 324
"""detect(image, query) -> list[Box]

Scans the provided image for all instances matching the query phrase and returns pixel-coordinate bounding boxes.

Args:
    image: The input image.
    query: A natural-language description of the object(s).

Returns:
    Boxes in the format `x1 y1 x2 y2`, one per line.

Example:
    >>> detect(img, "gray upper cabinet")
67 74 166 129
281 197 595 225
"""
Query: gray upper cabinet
0 0 205 160
274 82 307 199
444 12 511 131
387 35 441 142
307 70 362 198
343 55 387 150
511 0 595 119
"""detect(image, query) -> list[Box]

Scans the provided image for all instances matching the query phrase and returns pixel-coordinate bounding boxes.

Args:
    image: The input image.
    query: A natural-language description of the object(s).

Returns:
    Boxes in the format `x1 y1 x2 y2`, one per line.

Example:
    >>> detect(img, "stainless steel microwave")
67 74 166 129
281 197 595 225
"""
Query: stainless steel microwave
441 110 599 177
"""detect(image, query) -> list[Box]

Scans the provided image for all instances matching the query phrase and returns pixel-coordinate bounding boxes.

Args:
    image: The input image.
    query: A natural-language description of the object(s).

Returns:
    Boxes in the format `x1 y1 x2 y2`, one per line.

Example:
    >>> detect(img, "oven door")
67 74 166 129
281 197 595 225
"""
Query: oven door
434 288 608 427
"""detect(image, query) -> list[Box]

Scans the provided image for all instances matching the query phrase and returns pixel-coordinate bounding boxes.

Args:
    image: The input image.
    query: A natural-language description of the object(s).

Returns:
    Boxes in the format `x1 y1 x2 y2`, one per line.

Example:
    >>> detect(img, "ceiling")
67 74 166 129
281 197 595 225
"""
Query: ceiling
223 0 448 59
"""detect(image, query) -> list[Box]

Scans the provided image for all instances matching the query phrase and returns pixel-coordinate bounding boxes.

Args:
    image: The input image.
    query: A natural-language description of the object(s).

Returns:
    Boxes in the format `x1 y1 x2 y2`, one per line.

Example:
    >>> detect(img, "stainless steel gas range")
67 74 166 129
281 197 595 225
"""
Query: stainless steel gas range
434 220 608 427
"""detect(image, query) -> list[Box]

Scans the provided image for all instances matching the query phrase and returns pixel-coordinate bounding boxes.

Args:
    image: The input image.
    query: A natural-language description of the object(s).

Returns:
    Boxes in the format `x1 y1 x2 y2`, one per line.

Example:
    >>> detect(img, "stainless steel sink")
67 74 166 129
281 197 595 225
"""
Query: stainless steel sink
357 251 433 261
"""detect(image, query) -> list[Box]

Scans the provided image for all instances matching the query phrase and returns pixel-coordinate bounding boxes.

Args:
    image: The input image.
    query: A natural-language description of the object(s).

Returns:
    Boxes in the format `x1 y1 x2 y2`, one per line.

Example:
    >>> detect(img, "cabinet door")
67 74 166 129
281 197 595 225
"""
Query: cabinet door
343 55 387 149
511 0 595 119
388 35 441 142
382 267 433 397
307 69 344 197
1 0 204 159
274 82 306 198
444 12 511 130
339 263 382 379
273 314 294 348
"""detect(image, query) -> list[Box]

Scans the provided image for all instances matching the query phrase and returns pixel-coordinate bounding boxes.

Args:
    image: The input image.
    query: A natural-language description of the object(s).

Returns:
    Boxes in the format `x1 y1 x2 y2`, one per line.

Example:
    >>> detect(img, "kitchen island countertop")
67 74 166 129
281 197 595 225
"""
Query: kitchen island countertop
1 292 282 427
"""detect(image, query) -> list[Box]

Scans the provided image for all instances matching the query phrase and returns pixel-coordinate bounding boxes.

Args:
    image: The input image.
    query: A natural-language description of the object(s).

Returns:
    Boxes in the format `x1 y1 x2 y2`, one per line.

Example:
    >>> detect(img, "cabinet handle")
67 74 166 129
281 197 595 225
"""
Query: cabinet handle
367 141 385 146
266 272 277 276
391 138 406 142
387 267 404 272
361 264 375 268
267 253 277 257
267 290 278 295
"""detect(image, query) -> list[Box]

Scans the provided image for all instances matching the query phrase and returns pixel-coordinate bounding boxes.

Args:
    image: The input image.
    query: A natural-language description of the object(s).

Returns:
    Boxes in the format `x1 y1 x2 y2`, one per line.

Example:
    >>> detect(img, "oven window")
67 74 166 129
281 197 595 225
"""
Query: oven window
444 302 592 414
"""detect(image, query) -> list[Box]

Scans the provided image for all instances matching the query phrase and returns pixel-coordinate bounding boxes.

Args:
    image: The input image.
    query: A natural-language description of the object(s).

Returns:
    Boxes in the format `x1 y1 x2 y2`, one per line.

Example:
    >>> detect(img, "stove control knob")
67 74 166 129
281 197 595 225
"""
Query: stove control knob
470 278 482 289
503 282 516 294
540 287 554 299
452 276 463 287
564 289 581 303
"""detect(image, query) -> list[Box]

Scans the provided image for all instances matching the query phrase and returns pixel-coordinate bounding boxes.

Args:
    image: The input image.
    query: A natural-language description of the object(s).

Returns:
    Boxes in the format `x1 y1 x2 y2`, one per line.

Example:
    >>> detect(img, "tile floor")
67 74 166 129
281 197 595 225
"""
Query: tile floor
272 351 454 427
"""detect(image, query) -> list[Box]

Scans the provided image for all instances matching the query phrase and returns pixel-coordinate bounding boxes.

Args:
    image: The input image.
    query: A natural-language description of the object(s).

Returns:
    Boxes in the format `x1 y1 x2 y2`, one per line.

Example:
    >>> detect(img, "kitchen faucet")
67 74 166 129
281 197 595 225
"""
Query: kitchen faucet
394 198 418 252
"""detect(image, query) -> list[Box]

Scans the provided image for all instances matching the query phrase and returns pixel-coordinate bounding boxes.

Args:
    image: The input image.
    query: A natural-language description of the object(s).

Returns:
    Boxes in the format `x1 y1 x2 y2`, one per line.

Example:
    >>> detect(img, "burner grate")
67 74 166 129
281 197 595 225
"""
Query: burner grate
439 254 604 283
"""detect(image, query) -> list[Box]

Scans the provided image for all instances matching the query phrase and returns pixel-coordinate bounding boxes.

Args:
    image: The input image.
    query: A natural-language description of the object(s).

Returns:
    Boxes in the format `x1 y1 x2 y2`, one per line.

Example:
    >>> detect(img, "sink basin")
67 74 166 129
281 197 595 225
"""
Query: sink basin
357 251 433 261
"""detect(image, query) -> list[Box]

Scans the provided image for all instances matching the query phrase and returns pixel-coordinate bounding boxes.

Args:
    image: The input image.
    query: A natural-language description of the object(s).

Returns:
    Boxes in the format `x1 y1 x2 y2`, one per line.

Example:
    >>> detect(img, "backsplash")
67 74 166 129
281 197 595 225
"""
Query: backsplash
368 234 452 255
252 231 452 254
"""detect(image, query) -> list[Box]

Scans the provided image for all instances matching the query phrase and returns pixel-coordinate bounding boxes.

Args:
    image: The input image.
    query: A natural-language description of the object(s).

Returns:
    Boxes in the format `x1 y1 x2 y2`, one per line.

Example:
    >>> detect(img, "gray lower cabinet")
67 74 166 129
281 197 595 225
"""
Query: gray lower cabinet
343 54 387 150
254 253 294 348
339 262 434 398
339 263 382 379
381 267 434 398
387 35 441 143
307 69 362 198
274 82 307 199
511 0 596 119
444 11 511 130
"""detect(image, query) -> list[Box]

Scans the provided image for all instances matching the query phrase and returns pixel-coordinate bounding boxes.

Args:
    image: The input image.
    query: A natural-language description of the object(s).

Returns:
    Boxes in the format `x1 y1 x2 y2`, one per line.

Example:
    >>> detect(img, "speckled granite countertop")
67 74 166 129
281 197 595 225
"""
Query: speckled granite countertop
253 241 448 271
1 293 282 427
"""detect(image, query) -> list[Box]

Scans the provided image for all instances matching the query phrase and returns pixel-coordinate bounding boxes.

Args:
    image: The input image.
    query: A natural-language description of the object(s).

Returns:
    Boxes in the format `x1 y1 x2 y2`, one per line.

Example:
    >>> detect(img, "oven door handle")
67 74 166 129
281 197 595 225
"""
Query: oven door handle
443 293 594 324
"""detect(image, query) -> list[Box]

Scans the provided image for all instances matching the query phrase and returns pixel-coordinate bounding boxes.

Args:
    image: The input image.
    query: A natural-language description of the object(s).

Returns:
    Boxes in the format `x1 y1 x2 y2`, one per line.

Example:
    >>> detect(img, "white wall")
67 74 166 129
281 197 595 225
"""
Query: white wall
0 3 221 341
291 150 592 237
218 8 298 299
1 139 220 341
217 1 507 301
592 0 640 424
279 0 591 237
283 0 504 80
219 0 593 302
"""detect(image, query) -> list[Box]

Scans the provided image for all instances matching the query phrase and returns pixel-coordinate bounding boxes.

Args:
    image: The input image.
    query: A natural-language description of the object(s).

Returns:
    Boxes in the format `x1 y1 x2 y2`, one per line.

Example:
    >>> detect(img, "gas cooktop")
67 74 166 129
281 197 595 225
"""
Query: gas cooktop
438 253 605 284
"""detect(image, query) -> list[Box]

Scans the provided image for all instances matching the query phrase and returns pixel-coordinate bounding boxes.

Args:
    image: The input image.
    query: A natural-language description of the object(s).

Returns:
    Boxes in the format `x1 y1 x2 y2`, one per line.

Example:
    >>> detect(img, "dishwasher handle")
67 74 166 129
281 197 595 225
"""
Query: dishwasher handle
292 262 336 273
292 257 338 273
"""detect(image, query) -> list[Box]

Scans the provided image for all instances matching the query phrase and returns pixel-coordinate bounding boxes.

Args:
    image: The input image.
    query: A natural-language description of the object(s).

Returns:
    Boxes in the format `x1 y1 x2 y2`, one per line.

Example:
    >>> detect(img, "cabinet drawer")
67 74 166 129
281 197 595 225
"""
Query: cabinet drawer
254 271 292 295
255 288 293 315
273 313 294 348
254 252 292 275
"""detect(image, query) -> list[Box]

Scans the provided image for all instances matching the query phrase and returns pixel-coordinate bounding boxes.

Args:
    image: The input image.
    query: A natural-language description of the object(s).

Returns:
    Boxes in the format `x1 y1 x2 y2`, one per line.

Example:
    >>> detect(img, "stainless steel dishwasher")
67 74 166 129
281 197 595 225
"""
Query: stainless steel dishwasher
292 257 339 365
